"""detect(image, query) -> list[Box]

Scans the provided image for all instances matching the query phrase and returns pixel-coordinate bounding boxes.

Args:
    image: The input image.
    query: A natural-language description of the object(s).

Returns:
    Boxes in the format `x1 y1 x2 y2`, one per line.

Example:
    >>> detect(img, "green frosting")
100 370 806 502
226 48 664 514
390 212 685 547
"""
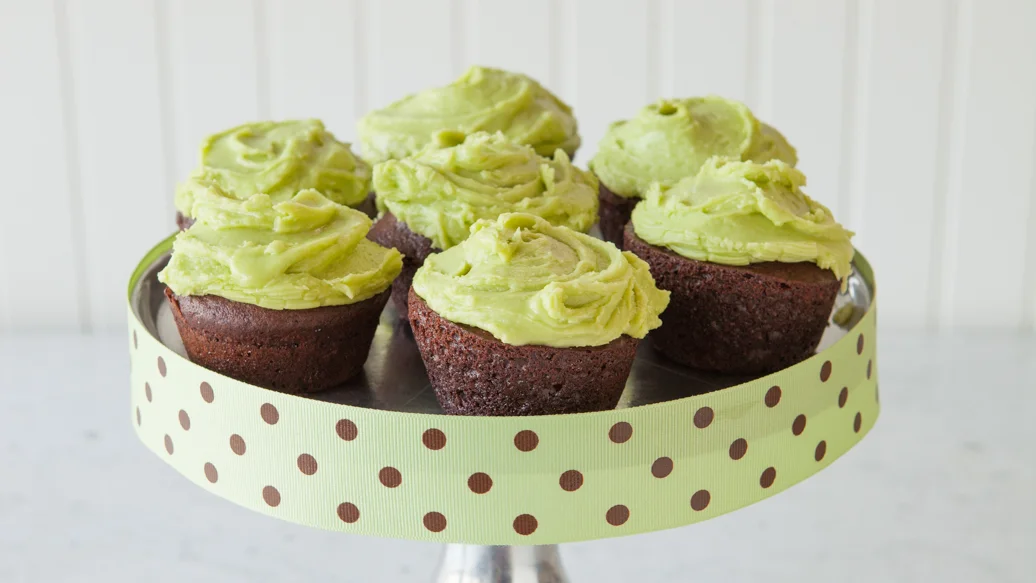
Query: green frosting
631 157 854 280
159 188 402 309
589 96 797 199
358 66 580 164
175 119 371 217
373 131 599 250
412 213 669 347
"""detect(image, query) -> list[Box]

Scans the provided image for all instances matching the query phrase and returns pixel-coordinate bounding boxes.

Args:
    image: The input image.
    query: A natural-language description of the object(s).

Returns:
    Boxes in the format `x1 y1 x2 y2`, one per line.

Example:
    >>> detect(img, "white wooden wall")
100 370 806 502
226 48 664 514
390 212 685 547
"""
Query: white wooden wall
1 0 1034 333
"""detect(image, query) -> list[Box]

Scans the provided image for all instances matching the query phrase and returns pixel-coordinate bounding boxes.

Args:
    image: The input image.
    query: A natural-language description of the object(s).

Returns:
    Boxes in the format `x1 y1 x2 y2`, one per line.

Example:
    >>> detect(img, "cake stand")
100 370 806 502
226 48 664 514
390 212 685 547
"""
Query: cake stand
127 235 879 582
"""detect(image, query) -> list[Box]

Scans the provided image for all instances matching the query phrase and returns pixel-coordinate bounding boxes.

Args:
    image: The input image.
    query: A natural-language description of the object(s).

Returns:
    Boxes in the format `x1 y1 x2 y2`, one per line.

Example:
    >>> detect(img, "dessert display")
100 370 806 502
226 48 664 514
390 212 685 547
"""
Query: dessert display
159 187 402 393
625 157 854 374
589 96 796 247
174 119 374 228
408 213 669 415
368 131 599 316
357 65 580 164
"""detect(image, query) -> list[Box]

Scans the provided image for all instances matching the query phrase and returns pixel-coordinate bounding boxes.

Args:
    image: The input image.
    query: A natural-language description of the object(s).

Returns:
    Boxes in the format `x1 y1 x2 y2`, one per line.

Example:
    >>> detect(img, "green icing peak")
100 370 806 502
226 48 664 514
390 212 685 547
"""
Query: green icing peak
412 213 669 347
589 96 797 199
159 187 402 309
373 131 599 250
175 119 371 216
631 157 854 280
358 66 580 163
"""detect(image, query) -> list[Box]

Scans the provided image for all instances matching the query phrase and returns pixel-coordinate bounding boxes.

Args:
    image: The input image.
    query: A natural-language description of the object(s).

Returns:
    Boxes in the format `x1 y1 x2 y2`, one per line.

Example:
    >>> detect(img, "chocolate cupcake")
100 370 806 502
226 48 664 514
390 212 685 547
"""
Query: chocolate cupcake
159 188 402 393
175 119 374 229
589 96 797 247
408 213 669 416
626 157 854 375
357 66 580 164
368 131 599 316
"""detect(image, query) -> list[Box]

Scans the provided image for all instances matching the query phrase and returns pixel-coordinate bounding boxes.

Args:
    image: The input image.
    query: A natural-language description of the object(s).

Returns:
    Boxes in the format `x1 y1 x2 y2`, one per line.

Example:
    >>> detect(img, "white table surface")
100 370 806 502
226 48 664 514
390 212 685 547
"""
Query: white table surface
1 330 1033 583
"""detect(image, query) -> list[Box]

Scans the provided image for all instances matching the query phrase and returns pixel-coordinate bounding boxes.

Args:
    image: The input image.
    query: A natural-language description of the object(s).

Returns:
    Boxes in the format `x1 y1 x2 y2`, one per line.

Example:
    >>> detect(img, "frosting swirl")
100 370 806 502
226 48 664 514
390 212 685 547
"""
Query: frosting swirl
412 213 669 347
160 188 402 309
373 131 599 250
175 119 371 216
631 157 854 280
589 96 797 199
358 66 580 163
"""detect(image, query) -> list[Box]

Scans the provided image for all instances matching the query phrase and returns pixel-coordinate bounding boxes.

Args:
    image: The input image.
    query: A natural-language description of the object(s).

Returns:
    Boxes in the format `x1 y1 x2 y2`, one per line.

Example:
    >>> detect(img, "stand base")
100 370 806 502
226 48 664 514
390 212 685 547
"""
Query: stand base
435 545 569 583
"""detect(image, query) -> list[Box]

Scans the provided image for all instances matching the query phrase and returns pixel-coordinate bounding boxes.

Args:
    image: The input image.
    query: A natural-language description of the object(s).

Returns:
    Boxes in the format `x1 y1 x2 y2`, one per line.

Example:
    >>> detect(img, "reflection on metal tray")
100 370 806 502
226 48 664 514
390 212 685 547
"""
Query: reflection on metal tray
132 253 872 414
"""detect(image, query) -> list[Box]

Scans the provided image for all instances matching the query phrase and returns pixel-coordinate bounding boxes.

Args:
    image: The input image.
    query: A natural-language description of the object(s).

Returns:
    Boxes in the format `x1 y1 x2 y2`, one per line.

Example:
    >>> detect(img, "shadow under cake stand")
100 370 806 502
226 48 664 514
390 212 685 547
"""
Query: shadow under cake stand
127 235 879 582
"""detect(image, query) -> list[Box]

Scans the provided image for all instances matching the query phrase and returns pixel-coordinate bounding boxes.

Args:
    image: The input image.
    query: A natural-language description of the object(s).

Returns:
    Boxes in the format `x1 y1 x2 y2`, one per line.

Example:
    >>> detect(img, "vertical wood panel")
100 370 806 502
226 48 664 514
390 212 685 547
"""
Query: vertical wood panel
763 0 853 219
854 0 948 328
266 0 360 141
468 0 553 84
166 0 263 182
367 0 454 110
573 0 650 161
0 1 83 330
941 0 1036 328
671 0 752 103
65 0 168 331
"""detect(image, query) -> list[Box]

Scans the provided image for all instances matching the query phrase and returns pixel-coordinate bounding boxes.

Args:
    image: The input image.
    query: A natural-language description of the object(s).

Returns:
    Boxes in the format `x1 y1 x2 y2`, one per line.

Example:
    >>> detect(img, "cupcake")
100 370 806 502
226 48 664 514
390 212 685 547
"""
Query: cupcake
159 187 403 393
368 131 599 316
357 65 580 164
589 96 797 247
175 119 374 229
625 157 854 375
408 213 669 416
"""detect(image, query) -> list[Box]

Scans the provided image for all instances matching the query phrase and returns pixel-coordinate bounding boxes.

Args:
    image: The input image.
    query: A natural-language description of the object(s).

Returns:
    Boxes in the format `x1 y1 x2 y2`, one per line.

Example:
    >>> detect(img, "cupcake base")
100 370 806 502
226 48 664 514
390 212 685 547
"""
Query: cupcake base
176 212 194 231
368 212 439 317
164 288 390 394
409 289 637 416
624 225 839 375
598 183 639 249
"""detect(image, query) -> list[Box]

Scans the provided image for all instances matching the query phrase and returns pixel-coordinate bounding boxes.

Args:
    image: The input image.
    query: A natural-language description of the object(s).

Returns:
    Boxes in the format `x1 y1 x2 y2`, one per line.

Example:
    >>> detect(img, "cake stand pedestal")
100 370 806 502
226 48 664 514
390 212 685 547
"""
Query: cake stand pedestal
126 236 879 582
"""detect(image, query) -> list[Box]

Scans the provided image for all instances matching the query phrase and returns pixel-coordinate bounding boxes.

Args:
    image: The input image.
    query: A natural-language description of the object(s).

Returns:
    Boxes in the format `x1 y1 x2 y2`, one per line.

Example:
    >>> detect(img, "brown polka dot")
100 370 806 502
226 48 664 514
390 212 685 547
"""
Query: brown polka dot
200 382 214 403
514 430 539 452
867 360 873 379
336 418 357 441
513 514 538 535
262 486 281 507
857 333 865 354
690 489 711 511
467 472 492 494
764 385 781 407
729 438 748 460
609 421 633 443
838 387 849 408
157 356 166 377
792 414 807 436
337 502 359 523
815 441 827 462
260 403 279 425
379 467 402 488
423 511 447 532
854 412 863 433
559 470 583 491
135 407 141 426
422 428 446 450
875 385 880 403
133 330 138 349
606 505 630 526
178 410 190 431
651 457 673 478
693 406 714 428
760 467 777 488
230 434 246 455
297 454 318 476
820 360 832 382
144 382 152 402
164 435 173 455
204 462 218 483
